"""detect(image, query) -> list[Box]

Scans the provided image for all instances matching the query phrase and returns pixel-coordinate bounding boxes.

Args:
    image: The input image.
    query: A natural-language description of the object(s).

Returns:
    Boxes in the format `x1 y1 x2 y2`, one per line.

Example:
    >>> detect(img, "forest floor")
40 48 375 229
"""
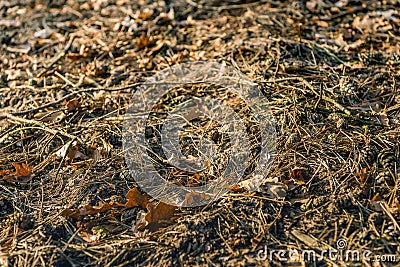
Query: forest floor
0 0 400 266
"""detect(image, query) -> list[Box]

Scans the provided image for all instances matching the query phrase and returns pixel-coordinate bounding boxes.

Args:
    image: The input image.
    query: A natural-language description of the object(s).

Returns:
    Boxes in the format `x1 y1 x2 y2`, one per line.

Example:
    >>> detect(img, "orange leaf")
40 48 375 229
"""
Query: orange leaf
138 202 176 231
357 168 369 184
125 188 148 209
290 166 307 185
0 169 13 178
1 163 33 183
13 162 33 177
136 34 151 49
61 202 116 219
230 184 241 193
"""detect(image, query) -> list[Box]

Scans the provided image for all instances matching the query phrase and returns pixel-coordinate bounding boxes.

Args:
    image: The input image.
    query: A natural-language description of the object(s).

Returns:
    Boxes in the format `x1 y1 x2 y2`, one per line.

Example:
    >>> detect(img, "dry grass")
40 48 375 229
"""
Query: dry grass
0 0 399 266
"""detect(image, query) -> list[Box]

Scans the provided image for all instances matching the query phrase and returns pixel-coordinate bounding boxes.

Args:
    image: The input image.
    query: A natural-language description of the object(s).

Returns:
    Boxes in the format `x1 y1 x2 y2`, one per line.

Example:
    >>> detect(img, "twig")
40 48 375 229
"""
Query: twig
54 71 80 89
185 0 272 11
314 45 344 64
308 105 385 126
299 77 351 115
3 114 77 140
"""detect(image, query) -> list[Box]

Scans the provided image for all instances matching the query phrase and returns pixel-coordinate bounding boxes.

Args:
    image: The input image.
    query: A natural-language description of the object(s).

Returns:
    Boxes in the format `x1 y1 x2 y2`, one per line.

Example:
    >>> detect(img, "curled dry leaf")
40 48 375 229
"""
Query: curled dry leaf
87 140 112 161
62 187 177 232
138 202 177 232
290 166 308 185
0 162 33 184
54 141 88 164
182 191 211 206
61 202 116 219
124 188 148 208
357 167 369 185
65 99 81 112
136 34 152 49
61 188 148 219
0 169 13 178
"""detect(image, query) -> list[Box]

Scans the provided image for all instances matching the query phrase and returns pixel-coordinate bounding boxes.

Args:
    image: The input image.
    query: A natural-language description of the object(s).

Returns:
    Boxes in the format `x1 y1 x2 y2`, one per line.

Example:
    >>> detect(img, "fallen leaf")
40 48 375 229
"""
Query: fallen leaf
136 34 152 49
1 163 33 183
61 189 150 220
66 99 81 112
138 202 176 231
61 202 116 219
357 167 369 184
54 141 88 164
125 188 148 208
182 191 211 206
0 169 13 177
12 162 32 177
290 166 308 185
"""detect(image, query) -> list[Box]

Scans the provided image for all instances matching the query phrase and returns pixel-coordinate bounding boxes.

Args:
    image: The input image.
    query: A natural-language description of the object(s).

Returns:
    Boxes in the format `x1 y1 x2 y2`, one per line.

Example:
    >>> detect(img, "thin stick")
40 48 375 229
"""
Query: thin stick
4 114 77 140
299 77 351 115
